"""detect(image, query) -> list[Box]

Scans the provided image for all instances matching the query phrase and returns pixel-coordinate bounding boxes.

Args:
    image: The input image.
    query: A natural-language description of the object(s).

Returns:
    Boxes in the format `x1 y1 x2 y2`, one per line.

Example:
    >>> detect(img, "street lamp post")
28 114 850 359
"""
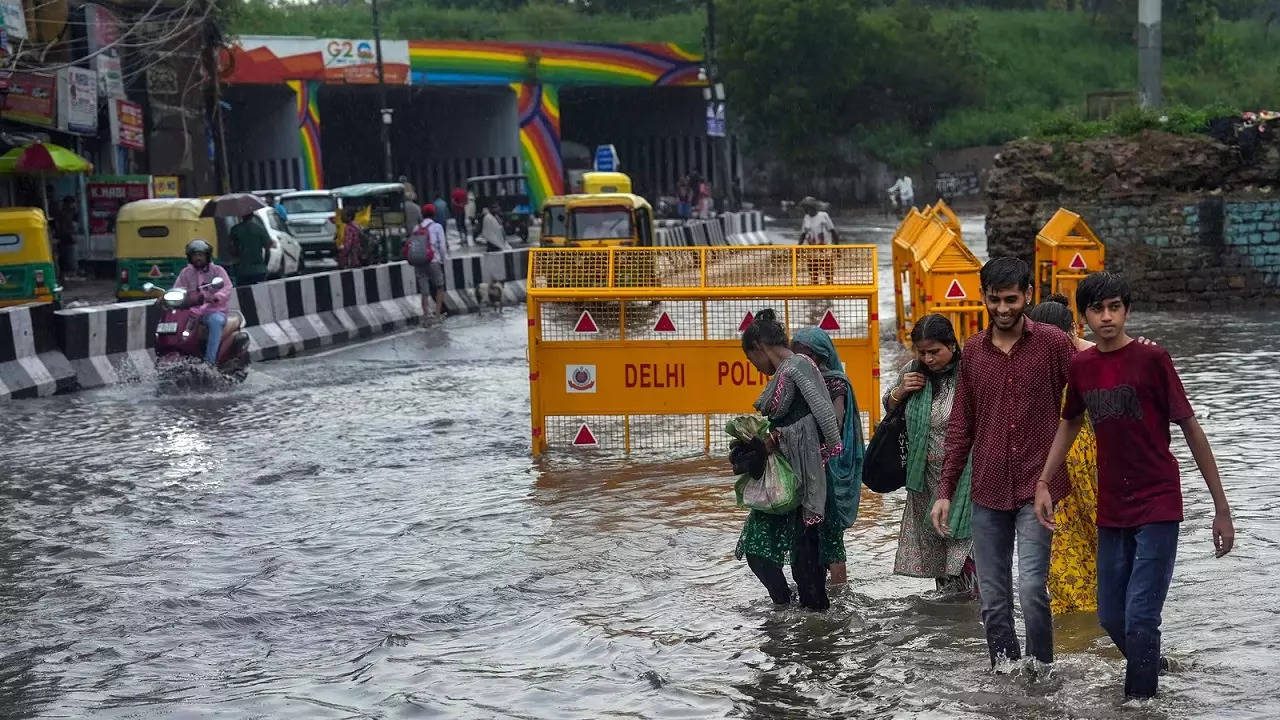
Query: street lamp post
1138 0 1162 108
372 0 394 181
703 0 735 212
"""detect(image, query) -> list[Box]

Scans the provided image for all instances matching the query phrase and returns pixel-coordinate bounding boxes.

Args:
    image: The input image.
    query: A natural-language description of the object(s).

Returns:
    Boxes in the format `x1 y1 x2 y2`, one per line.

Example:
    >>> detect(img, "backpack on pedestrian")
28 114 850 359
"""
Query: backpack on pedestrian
404 220 435 266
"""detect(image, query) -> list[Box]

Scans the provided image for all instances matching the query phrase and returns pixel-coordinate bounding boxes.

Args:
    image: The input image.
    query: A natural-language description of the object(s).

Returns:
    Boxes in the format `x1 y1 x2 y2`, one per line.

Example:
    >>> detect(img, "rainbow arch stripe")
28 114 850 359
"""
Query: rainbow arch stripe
411 41 703 87
287 79 324 189
513 83 563 209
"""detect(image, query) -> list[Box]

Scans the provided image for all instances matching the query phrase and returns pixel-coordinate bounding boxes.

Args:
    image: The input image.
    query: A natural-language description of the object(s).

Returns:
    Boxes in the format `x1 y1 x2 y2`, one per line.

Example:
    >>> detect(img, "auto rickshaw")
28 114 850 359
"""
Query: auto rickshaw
539 195 577 247
466 174 532 240
115 198 228 300
562 193 655 248
0 207 60 307
332 183 408 264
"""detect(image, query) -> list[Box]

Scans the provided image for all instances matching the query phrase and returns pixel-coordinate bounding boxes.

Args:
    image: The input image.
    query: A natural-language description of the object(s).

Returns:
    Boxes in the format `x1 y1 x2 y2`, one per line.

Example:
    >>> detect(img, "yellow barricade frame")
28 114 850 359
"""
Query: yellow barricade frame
891 201 986 350
526 245 881 456
1035 208 1106 320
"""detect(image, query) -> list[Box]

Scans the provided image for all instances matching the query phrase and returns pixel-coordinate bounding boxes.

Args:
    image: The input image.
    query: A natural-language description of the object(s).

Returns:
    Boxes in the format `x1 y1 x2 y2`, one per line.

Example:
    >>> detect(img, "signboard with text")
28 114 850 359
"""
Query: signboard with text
88 175 152 235
59 67 98 134
84 4 125 98
111 99 145 150
0 71 56 127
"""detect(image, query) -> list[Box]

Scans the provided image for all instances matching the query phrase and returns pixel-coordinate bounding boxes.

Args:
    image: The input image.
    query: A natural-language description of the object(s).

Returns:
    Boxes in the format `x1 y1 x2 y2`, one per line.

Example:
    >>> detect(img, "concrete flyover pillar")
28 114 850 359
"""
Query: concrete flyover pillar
287 80 325 190
513 83 565 210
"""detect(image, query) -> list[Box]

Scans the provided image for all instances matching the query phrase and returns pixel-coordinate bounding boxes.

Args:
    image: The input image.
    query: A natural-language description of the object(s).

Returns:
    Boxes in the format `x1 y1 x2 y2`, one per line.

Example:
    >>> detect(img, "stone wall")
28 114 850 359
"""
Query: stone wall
1058 198 1280 309
985 130 1280 308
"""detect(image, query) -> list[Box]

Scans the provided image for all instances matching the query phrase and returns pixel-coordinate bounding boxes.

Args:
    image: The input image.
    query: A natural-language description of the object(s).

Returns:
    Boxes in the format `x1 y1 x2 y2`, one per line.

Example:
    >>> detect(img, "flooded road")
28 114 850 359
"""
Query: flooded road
3 218 1278 718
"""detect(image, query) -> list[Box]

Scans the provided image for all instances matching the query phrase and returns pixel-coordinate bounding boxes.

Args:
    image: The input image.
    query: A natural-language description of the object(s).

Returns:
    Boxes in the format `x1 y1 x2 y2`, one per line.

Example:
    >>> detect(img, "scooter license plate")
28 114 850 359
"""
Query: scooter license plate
156 322 179 334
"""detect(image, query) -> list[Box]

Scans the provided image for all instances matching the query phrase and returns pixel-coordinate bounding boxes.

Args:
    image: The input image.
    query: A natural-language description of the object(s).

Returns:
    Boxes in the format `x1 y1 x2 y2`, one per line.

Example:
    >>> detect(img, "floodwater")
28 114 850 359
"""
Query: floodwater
3 217 1278 718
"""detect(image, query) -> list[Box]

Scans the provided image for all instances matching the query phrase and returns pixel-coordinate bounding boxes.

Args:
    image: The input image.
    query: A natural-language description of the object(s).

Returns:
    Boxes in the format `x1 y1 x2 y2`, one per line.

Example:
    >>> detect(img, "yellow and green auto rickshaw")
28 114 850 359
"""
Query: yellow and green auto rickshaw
115 198 228 300
332 183 407 264
0 207 60 307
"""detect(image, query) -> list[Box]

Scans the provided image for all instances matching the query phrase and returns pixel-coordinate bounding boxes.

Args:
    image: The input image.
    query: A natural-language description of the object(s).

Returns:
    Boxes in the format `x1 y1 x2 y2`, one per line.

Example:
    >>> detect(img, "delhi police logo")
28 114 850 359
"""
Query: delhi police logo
566 364 597 393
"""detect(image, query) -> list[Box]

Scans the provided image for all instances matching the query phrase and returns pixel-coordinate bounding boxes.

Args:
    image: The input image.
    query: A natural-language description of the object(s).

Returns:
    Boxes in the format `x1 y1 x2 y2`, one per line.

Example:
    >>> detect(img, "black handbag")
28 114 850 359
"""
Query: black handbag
862 398 909 493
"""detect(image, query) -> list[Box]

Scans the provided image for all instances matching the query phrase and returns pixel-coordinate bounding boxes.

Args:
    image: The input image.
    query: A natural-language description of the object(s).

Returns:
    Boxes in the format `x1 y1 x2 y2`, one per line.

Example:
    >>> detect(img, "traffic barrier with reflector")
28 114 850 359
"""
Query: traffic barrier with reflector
890 200 985 349
526 245 880 456
1035 208 1106 321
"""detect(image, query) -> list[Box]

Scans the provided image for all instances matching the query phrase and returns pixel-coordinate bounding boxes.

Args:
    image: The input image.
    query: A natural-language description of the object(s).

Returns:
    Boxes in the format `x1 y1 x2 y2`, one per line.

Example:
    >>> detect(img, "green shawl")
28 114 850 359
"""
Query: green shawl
904 364 973 540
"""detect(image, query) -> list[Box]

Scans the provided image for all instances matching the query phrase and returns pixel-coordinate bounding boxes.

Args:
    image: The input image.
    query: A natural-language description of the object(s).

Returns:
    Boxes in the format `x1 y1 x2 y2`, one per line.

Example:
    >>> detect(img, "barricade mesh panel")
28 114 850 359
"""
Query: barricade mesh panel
796 246 876 286
704 248 793 287
529 250 612 290
545 414 713 455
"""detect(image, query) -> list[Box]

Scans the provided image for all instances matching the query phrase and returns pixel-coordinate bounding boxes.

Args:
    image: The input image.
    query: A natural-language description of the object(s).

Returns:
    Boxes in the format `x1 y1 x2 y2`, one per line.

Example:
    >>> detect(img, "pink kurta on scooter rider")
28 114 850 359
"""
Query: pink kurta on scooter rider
173 239 233 364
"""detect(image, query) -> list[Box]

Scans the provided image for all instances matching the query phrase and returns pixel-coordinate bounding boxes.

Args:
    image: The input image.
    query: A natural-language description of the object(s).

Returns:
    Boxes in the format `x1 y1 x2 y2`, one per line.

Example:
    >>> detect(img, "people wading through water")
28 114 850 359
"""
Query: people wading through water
1035 272 1234 700
733 310 844 610
930 257 1076 669
790 327 864 586
1028 294 1100 616
885 314 976 595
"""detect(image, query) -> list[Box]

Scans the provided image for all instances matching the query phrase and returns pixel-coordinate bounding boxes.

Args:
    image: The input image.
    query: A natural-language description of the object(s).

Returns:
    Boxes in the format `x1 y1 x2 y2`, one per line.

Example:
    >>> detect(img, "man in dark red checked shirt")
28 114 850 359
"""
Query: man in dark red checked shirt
930 257 1076 669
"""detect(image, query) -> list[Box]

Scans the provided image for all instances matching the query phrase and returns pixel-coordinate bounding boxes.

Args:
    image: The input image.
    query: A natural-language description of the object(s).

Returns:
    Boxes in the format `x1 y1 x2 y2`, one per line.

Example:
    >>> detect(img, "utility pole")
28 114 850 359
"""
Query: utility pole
372 0 394 181
704 0 736 212
1138 0 1162 108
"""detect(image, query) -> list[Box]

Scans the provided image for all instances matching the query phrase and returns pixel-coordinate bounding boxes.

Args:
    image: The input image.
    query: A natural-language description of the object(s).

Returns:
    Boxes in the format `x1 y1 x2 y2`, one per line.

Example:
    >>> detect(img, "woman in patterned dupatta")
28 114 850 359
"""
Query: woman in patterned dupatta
733 310 844 611
885 314 977 594
791 326 865 585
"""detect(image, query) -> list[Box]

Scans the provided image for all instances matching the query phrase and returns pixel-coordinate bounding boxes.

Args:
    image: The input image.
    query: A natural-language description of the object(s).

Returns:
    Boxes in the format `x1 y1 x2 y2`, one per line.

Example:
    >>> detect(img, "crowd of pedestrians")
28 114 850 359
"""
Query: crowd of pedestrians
732 256 1235 703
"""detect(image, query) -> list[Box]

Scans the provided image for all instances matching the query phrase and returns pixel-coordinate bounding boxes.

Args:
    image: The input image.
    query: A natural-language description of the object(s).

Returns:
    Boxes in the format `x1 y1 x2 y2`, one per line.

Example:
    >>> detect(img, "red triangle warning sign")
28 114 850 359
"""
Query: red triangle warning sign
574 310 599 334
1068 252 1087 270
653 311 677 333
572 423 598 446
945 278 966 300
737 312 755 334
148 264 163 278
819 310 841 331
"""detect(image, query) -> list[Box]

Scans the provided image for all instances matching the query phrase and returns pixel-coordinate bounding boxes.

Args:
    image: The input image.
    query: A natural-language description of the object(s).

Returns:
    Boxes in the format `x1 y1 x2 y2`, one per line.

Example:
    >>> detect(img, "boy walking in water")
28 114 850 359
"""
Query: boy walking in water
931 257 1076 669
1034 271 1235 700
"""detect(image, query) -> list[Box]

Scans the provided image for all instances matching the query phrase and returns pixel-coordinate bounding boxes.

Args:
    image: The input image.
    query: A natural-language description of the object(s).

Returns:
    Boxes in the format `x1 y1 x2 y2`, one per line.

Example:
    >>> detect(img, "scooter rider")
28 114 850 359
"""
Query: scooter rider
173 239 234 365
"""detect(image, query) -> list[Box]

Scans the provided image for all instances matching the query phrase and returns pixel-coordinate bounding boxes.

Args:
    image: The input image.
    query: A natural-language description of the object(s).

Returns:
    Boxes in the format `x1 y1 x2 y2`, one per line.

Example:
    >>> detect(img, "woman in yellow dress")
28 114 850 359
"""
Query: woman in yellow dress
1030 295 1098 615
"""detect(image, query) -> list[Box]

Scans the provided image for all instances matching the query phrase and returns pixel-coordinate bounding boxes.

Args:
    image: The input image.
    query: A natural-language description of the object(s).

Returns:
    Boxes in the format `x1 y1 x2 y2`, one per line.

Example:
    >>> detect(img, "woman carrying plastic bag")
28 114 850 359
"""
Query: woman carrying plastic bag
731 310 844 611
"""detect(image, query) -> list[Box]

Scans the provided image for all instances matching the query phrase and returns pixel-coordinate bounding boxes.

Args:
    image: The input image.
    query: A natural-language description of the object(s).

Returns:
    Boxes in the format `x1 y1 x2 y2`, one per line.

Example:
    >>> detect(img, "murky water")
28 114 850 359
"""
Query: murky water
3 219 1278 718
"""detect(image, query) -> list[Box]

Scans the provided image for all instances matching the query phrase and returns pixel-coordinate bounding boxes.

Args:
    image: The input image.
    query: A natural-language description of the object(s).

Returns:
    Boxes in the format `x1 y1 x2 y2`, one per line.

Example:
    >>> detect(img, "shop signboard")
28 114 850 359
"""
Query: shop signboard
0 0 27 40
59 66 98 134
0 71 56 128
83 4 125 98
110 99 145 151
87 175 152 260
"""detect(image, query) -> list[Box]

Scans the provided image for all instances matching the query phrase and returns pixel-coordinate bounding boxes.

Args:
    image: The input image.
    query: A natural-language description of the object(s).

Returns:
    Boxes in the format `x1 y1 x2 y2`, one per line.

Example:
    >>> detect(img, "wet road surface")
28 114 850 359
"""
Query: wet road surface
3 217 1278 718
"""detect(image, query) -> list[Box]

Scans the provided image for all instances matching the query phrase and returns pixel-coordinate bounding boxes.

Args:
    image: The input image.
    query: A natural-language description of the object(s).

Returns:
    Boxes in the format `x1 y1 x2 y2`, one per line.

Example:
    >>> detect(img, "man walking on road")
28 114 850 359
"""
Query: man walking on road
930 256 1076 670
405 204 448 322
479 202 509 309
798 196 837 285
450 187 469 245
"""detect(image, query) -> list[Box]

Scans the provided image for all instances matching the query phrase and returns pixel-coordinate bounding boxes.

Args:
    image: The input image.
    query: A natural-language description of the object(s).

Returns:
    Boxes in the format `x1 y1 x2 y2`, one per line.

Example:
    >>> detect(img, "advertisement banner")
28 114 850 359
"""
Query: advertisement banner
59 67 98 134
0 0 27 39
152 175 179 198
111 99 145 150
83 4 124 98
0 71 56 127
87 175 151 235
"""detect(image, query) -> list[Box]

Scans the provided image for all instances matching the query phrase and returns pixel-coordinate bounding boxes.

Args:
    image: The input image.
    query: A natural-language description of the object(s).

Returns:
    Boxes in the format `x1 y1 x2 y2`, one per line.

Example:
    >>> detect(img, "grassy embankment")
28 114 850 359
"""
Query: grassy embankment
228 3 1278 158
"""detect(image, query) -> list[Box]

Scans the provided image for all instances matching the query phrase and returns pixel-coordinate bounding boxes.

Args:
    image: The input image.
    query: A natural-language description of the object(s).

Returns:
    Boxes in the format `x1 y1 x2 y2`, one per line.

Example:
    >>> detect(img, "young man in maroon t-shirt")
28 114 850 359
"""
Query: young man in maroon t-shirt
1034 272 1235 700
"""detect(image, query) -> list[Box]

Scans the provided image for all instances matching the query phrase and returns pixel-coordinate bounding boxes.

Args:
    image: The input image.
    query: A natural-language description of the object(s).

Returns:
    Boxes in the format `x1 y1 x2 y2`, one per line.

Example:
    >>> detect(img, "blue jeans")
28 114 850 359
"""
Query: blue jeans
202 312 227 365
971 502 1054 665
1097 522 1178 698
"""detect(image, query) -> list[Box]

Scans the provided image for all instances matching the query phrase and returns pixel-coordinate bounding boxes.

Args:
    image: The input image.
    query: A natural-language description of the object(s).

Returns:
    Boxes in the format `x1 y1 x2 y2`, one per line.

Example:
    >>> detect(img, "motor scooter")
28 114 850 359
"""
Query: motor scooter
144 276 250 384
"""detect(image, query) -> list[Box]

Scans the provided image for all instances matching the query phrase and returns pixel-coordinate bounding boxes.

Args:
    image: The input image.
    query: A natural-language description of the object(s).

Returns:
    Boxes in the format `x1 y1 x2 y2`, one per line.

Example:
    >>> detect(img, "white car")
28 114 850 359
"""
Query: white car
280 190 340 259
256 207 304 277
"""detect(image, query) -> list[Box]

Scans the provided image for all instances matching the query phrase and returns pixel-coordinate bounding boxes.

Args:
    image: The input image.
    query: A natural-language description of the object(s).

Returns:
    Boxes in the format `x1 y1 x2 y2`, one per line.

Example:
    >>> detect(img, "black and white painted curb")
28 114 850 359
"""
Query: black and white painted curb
654 212 769 247
2 246 536 401
0 303 76 400
57 300 160 390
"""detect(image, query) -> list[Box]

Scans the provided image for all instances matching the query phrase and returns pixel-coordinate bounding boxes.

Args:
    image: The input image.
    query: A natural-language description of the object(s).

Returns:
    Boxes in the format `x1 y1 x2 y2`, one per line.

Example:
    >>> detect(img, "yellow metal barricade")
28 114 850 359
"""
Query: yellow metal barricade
891 200 985 349
1036 208 1105 312
527 245 880 456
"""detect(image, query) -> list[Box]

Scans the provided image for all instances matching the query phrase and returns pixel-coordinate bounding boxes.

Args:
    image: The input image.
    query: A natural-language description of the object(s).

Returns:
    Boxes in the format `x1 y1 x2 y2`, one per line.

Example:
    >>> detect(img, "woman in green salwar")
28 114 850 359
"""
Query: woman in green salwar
732 310 844 611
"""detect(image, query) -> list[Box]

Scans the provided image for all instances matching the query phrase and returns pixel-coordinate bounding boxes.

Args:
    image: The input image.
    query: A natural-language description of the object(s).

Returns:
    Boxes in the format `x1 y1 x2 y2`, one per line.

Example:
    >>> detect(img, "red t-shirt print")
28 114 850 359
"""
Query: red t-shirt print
1063 341 1195 528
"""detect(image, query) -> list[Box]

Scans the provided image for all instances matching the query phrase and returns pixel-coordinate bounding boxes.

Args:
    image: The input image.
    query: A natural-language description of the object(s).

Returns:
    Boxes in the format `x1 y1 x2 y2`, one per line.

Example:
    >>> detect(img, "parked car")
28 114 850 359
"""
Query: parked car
280 190 340 259
256 207 304 277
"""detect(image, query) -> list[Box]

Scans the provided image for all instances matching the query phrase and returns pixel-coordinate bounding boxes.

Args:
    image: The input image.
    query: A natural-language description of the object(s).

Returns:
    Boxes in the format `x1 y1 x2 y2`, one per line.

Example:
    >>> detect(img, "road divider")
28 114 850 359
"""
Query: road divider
654 212 769 247
2 245 536 401
0 302 75 400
